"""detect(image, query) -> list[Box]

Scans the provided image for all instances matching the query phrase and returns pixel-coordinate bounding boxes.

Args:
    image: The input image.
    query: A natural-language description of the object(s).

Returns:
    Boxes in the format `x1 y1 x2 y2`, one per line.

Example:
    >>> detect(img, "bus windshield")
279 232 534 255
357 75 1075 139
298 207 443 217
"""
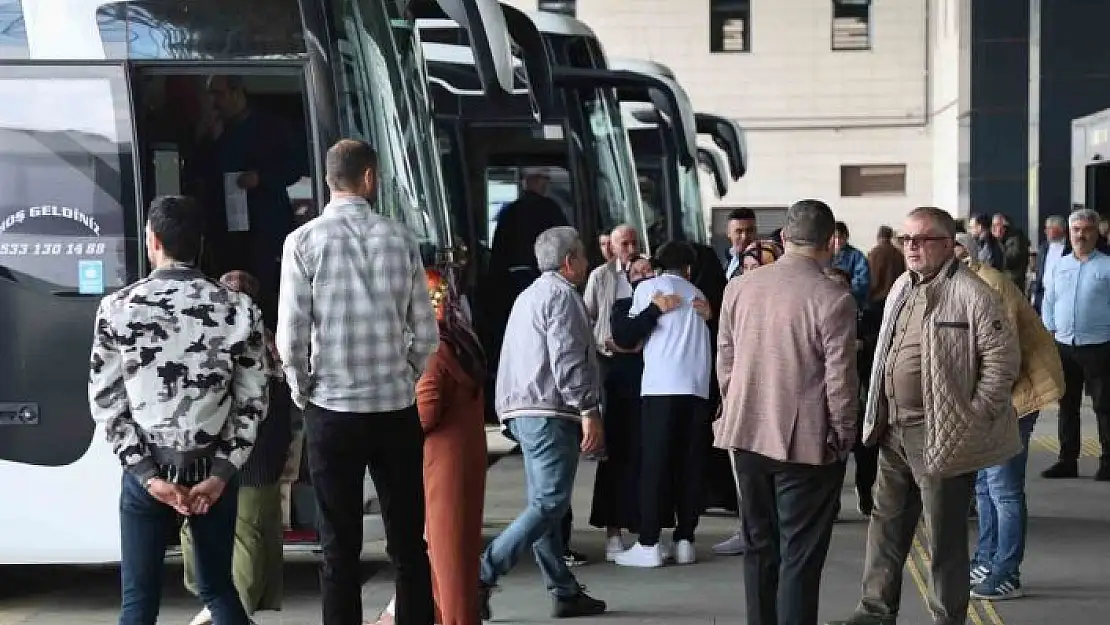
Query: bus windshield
678 162 708 243
583 88 647 248
333 0 444 252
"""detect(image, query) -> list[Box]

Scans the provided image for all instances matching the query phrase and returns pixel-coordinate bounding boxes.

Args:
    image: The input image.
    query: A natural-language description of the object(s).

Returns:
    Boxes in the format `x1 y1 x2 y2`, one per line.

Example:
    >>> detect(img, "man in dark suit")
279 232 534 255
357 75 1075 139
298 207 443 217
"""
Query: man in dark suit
1031 215 1069 314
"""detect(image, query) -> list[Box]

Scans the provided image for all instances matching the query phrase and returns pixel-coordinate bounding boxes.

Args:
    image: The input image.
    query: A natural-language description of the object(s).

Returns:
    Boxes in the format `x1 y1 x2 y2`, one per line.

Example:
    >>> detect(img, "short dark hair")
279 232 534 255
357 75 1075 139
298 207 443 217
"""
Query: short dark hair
877 225 894 240
728 208 756 222
834 221 850 238
782 199 836 249
909 206 959 237
653 241 697 272
325 139 379 192
147 195 205 262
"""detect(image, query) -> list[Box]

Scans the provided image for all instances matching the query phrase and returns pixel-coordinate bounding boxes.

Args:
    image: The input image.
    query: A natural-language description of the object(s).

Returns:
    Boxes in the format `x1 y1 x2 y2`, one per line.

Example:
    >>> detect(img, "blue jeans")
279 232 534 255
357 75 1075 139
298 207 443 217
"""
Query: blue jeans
480 417 581 599
119 473 248 625
973 414 1036 579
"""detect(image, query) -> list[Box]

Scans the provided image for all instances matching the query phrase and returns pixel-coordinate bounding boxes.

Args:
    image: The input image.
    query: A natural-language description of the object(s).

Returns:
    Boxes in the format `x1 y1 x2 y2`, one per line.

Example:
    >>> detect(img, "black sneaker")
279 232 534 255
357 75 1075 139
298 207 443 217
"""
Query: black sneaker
563 549 589 567
856 486 874 517
552 589 606 618
478 583 494 621
1041 461 1079 479
1095 464 1110 481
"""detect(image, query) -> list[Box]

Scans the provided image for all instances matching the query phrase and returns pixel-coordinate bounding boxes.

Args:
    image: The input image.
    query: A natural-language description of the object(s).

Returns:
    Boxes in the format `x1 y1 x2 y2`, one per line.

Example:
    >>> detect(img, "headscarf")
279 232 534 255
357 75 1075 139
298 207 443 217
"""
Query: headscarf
741 239 783 268
954 232 979 266
623 253 653 290
426 266 487 384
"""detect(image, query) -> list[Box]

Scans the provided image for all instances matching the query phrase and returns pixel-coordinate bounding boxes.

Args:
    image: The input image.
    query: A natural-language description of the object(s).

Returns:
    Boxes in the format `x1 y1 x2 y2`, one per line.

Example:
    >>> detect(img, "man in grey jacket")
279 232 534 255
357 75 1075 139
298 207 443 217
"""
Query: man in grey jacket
479 226 606 620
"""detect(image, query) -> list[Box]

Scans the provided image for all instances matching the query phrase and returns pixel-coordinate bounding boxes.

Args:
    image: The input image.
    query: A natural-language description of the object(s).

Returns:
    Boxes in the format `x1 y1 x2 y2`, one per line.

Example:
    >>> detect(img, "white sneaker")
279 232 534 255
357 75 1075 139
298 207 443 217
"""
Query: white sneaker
187 607 213 625
604 535 626 562
613 542 664 568
674 539 696 565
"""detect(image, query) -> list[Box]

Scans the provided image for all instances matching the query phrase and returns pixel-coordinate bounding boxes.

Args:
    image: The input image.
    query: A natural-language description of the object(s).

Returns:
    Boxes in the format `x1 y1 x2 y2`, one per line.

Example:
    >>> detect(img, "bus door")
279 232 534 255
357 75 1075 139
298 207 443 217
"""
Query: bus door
128 63 324 545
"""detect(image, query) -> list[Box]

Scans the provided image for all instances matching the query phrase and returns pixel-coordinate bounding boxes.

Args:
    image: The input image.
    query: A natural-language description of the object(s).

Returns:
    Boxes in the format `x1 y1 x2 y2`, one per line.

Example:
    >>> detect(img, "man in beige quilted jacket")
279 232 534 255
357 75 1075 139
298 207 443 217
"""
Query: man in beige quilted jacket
826 207 1022 625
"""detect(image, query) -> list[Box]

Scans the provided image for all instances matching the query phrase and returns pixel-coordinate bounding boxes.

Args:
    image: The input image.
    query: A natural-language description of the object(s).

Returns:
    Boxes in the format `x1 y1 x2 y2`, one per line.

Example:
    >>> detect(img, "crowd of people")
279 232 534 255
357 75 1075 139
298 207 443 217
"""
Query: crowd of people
87 134 1110 625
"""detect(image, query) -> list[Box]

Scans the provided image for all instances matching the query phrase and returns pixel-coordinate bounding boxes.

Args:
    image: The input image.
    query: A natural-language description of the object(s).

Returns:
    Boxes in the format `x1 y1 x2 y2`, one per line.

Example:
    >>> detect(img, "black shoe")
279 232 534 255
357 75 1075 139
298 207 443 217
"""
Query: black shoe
478 583 494 621
1041 461 1079 479
856 487 874 517
1095 464 1110 481
563 549 589 567
552 590 606 619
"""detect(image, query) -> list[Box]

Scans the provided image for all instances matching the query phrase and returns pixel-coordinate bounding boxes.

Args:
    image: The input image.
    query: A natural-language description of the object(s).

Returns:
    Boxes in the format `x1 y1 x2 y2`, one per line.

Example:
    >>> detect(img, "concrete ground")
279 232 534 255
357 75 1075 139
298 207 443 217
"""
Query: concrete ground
0 412 1107 625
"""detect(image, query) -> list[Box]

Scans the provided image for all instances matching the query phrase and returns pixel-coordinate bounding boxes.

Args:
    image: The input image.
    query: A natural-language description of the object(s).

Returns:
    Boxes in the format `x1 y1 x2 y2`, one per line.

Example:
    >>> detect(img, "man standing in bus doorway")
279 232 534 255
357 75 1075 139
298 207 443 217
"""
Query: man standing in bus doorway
277 139 439 625
202 75 306 328
88 195 270 625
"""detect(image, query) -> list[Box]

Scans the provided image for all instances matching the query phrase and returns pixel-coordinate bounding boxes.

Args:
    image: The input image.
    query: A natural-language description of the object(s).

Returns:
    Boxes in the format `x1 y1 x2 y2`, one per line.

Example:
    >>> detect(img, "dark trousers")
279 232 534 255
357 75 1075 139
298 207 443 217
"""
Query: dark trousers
734 450 843 625
853 409 879 498
118 473 248 625
305 404 433 625
1057 341 1110 464
562 508 573 550
639 395 710 546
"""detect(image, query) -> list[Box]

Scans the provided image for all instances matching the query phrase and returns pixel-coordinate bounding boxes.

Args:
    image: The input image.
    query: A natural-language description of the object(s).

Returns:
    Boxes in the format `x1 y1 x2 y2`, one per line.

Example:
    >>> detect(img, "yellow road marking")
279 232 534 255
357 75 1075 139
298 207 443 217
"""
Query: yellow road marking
911 526 1002 625
1029 435 1101 457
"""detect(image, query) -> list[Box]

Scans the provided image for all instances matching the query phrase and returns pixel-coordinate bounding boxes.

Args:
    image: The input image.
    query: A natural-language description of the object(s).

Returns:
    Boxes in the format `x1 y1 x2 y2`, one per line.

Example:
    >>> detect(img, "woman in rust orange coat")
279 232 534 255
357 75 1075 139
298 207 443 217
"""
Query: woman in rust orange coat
374 268 488 625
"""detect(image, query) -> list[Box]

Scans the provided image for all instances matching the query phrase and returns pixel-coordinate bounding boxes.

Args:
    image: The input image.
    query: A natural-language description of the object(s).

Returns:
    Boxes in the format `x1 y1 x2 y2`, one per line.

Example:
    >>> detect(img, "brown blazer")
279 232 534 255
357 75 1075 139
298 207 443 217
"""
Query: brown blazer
868 241 907 303
714 253 859 465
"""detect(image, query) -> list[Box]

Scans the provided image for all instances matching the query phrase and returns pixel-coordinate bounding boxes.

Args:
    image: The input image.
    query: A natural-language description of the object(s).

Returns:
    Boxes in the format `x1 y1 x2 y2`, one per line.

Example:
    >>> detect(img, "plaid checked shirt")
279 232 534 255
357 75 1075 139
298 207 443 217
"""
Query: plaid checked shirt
276 196 439 414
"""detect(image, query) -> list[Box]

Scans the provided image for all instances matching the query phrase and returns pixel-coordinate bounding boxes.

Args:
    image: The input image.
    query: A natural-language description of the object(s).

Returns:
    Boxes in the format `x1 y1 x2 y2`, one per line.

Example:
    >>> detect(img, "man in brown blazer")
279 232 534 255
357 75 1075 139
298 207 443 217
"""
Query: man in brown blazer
715 199 859 625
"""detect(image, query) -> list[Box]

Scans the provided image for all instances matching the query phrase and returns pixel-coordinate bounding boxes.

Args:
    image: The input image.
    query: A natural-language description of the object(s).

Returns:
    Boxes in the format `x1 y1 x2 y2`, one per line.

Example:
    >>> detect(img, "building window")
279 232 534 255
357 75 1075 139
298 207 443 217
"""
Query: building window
538 1 576 16
710 1 750 53
832 0 871 51
840 164 907 196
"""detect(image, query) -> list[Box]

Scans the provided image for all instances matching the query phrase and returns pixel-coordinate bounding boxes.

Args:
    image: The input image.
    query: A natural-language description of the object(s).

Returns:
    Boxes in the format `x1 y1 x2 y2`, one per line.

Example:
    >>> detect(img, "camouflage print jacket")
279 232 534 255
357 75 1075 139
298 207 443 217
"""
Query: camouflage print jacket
87 265 270 483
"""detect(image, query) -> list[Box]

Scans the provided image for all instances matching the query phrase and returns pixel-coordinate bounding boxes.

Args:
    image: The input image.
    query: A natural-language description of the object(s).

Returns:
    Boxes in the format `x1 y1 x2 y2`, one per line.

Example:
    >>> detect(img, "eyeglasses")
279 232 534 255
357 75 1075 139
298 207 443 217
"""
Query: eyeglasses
899 235 950 248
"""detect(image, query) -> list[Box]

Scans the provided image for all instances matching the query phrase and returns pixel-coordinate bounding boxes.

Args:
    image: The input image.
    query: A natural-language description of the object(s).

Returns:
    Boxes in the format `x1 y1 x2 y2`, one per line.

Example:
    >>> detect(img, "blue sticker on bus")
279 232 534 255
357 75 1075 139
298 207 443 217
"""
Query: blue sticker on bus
78 260 105 295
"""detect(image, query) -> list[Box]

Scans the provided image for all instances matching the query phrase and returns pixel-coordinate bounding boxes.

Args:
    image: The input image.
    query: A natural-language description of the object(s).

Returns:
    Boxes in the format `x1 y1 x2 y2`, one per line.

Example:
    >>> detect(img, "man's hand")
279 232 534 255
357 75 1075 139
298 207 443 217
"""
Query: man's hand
580 413 605 455
237 171 260 190
147 478 192 515
692 298 713 321
605 338 642 354
187 477 228 515
651 292 682 313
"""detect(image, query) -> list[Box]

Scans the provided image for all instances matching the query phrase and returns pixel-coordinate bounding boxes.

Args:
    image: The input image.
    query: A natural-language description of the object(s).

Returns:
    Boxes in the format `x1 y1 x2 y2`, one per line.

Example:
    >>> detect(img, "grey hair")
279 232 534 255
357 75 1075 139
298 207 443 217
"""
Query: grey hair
1045 215 1067 229
782 199 836 249
535 226 582 272
1069 208 1101 227
907 206 958 237
610 223 637 238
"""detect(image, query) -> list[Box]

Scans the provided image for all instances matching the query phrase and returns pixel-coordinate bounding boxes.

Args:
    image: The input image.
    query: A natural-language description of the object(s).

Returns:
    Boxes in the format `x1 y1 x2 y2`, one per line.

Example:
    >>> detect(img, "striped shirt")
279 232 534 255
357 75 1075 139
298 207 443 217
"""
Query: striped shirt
276 196 439 414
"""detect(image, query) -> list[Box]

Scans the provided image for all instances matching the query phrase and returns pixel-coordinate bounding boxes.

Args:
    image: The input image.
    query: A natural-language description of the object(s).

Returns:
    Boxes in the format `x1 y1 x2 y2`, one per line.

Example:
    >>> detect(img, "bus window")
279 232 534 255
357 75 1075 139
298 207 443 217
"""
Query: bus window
0 65 136 292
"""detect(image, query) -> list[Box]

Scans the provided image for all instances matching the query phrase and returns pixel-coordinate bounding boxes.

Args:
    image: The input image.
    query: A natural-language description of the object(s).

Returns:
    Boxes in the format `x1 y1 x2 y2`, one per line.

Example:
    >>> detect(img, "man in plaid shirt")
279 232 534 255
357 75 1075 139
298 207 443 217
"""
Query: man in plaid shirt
276 139 439 625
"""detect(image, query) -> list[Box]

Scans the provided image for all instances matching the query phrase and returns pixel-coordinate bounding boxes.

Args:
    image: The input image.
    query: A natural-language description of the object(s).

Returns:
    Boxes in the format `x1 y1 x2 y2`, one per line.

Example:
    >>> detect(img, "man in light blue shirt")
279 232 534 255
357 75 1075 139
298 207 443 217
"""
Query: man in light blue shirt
615 242 713 569
1040 208 1110 481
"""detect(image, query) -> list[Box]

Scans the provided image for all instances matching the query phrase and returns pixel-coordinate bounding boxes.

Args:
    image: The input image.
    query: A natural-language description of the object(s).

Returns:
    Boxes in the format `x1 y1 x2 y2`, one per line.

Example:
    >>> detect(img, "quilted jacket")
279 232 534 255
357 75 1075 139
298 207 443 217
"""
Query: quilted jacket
964 259 1065 417
863 259 1022 477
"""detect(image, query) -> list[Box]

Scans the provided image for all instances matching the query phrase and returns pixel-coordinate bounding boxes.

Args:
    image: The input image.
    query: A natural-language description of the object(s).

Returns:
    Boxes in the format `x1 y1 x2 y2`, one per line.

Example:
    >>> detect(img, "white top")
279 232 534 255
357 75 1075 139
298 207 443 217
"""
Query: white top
629 273 712 399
